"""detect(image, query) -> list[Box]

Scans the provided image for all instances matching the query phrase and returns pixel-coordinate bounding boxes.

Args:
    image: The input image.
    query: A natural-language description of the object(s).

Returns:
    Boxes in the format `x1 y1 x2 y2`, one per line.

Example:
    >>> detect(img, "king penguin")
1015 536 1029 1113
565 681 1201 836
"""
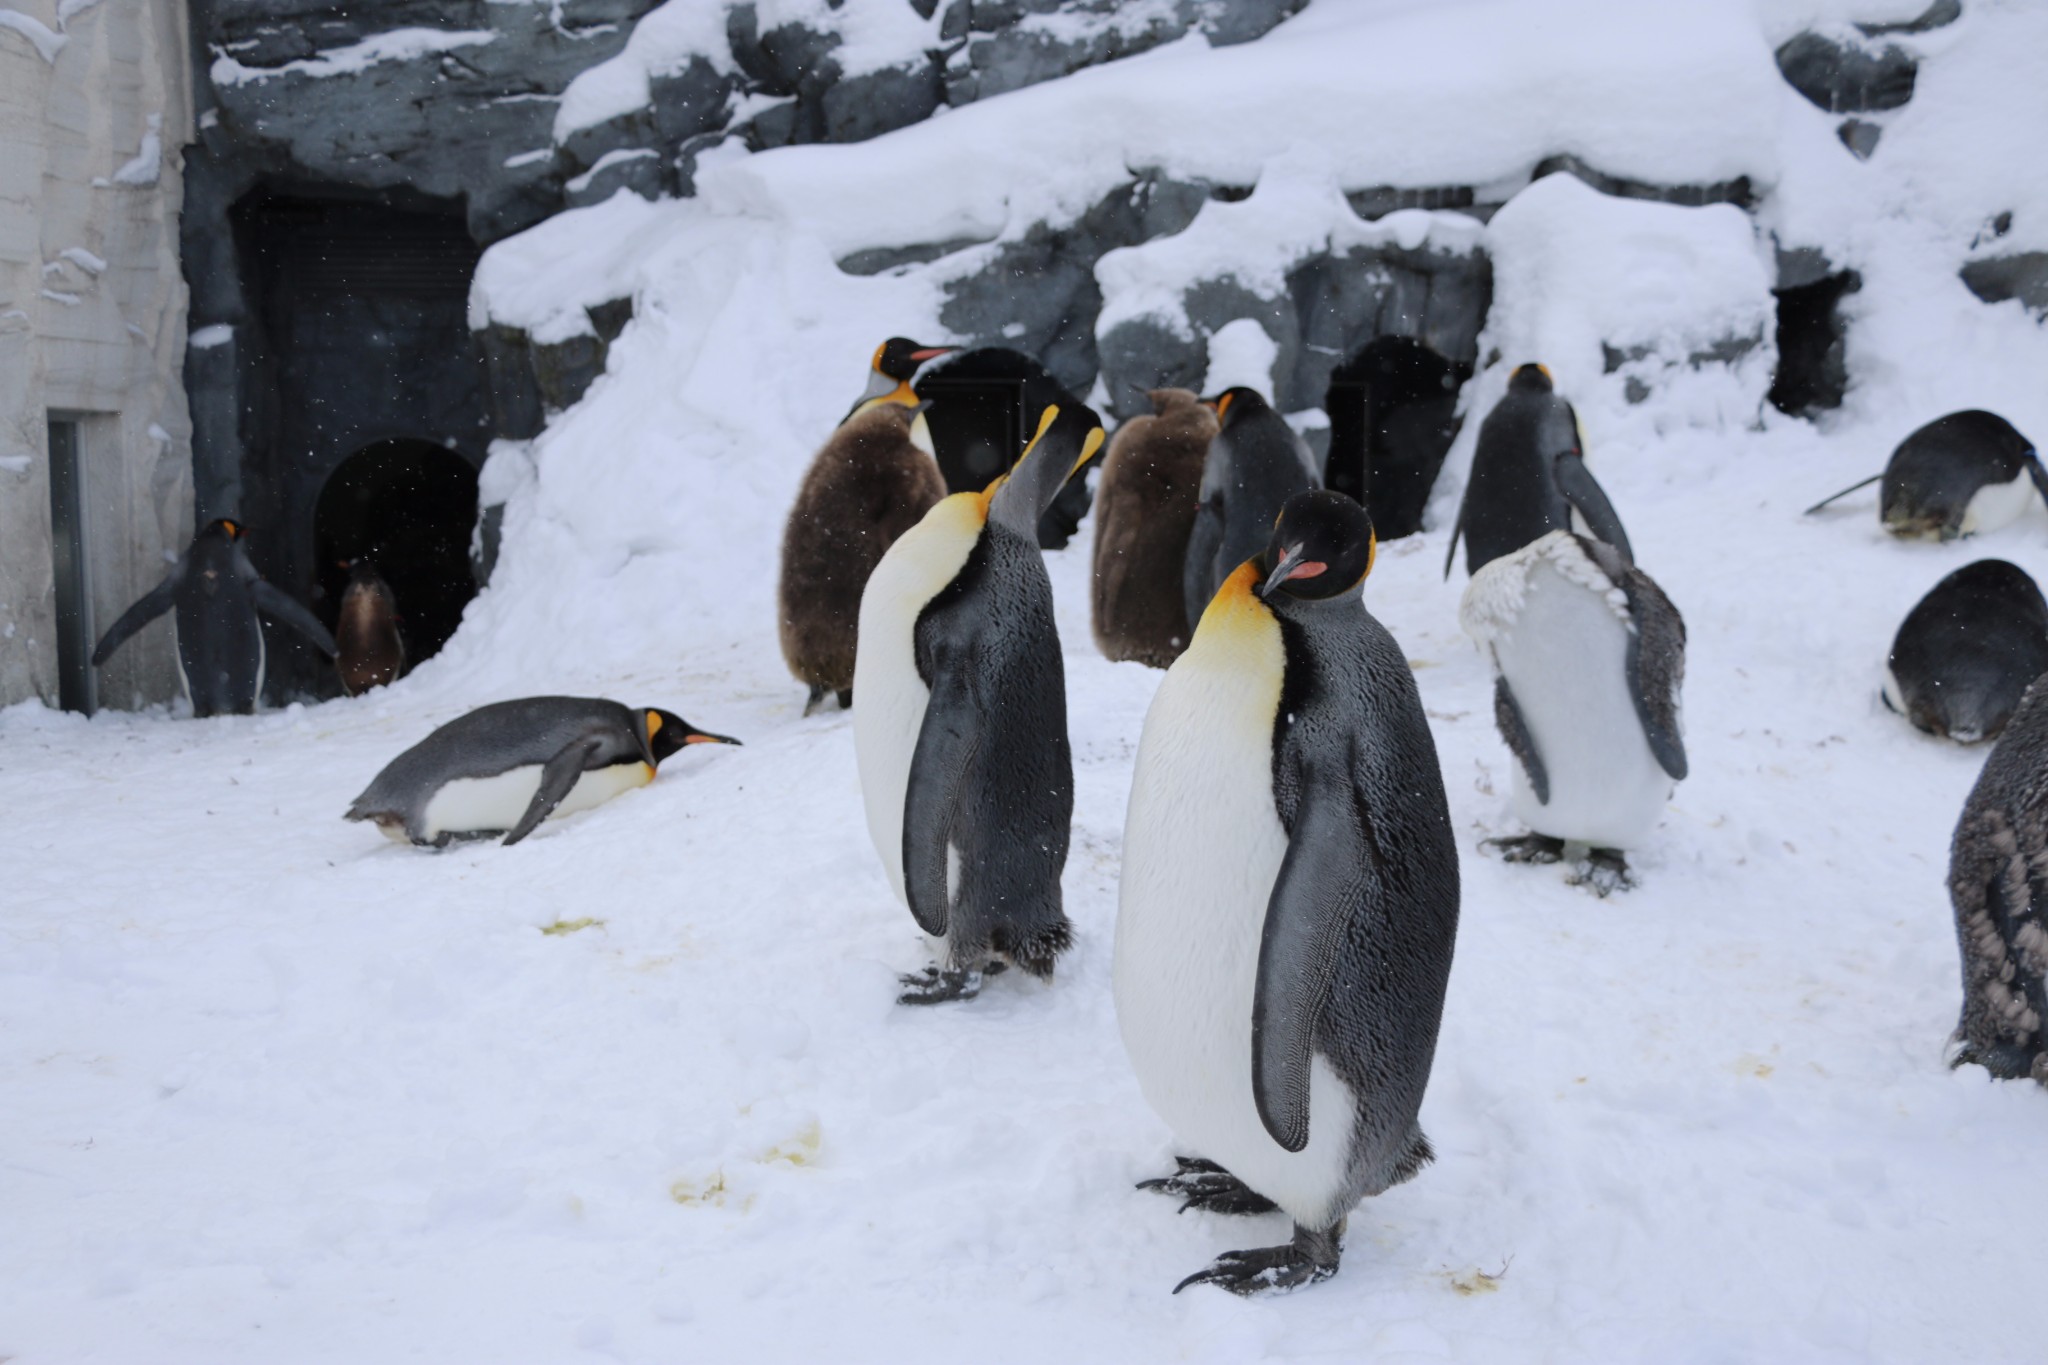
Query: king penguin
852 402 1105 1005
1805 409 2047 540
346 696 740 847
1116 489 1460 1296
779 338 955 714
1459 529 1687 893
1091 387 1217 668
1182 387 1320 632
1945 672 2048 1087
1442 364 1632 579
335 559 406 695
1884 560 2048 743
90 518 338 717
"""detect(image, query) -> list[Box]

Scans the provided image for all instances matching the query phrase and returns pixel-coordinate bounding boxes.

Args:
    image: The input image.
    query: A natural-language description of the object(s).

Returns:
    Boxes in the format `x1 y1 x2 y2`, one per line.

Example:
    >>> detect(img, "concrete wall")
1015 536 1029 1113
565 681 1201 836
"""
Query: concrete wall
0 0 195 710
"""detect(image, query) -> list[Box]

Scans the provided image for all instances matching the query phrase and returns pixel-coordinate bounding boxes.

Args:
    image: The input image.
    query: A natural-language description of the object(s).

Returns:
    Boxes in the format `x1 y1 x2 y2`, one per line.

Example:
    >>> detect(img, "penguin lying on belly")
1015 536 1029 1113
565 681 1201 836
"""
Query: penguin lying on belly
1116 490 1460 1296
1460 529 1687 894
854 403 1104 1005
1884 560 2048 743
347 697 740 847
1806 409 2047 540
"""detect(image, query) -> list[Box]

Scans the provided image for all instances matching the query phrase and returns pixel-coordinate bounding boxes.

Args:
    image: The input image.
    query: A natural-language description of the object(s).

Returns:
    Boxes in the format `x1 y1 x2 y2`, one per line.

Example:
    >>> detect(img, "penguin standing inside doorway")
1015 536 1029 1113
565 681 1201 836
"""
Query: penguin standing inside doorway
1805 410 2047 540
1116 490 1460 1296
1091 387 1217 668
1442 364 1632 579
853 403 1105 1005
1945 673 2048 1087
1460 529 1687 893
335 560 406 695
778 339 953 714
90 518 337 717
1885 560 2048 743
1182 387 1320 631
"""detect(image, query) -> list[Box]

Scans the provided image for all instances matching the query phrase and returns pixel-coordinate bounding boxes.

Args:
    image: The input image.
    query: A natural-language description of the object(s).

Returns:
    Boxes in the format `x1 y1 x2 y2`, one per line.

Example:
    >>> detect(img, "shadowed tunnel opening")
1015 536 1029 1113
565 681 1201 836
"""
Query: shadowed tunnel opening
1323 336 1470 540
1769 269 1860 416
314 440 479 667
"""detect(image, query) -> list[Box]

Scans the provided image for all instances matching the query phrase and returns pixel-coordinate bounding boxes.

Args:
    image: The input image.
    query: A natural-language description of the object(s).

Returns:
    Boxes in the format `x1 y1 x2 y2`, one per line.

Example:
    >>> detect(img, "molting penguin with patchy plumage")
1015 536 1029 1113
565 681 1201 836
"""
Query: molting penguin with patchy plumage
1805 410 2046 540
1182 387 1320 633
1945 673 2048 1088
346 697 740 847
1091 387 1217 668
1884 560 2048 743
853 403 1104 1005
90 518 337 718
1460 529 1686 894
1442 363 1632 579
1116 489 1460 1296
335 560 406 695
778 339 953 714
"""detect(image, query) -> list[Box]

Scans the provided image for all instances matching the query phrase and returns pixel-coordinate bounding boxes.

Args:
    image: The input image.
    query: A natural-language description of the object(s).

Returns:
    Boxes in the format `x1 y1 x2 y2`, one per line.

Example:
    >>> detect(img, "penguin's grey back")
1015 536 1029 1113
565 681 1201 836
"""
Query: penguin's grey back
1184 412 1318 625
1884 410 2039 540
1092 389 1214 668
1887 560 2048 743
349 697 643 821
1456 387 1579 574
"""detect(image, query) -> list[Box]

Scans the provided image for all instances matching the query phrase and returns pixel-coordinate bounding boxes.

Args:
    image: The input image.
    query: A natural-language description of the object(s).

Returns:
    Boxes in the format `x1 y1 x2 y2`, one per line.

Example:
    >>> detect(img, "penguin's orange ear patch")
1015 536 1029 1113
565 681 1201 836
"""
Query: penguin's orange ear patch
1216 392 1235 421
645 711 663 741
222 520 239 538
872 342 887 371
1365 530 1378 580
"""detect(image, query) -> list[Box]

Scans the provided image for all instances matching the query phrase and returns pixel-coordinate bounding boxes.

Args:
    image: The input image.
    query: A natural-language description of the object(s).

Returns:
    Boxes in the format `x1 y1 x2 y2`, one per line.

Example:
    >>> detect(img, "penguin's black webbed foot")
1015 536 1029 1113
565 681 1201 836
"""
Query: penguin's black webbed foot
1172 1222 1342 1297
803 684 830 717
1484 833 1566 864
1137 1157 1278 1216
836 688 853 710
895 964 986 1006
1949 1036 2043 1082
1569 848 1634 897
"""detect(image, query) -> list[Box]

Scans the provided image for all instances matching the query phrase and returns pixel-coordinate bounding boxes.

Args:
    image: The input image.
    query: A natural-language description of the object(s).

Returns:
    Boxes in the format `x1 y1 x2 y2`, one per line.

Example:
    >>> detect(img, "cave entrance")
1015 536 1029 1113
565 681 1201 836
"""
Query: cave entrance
314 440 480 667
914 347 1092 549
1323 337 1469 540
1769 270 1860 416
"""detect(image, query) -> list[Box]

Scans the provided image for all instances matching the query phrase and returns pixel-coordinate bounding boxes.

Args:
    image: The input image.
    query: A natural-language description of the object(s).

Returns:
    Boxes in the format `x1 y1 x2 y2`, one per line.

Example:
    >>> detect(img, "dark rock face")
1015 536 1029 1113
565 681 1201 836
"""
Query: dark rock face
1962 253 2048 318
941 0 1307 105
1775 30 1918 114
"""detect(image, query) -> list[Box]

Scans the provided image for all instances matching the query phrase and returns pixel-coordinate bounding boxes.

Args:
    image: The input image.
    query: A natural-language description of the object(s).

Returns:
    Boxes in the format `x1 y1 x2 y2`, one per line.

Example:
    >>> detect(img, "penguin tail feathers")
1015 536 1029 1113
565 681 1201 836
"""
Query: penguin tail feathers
993 915 1072 980
1389 1130 1435 1186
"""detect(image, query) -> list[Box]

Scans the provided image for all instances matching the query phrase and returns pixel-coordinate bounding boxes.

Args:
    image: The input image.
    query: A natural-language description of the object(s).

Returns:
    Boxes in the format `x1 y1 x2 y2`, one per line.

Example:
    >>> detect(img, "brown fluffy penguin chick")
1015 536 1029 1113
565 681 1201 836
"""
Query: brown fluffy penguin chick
779 401 948 713
335 561 406 695
1090 388 1218 668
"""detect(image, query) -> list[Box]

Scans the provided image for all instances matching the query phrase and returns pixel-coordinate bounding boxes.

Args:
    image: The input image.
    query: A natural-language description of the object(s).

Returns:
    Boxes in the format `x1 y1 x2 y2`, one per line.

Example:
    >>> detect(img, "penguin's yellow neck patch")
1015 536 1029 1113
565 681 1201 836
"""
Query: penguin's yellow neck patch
1187 562 1279 655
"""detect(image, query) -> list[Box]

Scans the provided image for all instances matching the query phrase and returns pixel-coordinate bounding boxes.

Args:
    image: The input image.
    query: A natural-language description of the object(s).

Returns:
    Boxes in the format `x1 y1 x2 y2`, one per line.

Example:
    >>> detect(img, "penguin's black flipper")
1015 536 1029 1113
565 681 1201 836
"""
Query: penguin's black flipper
901 666 978 938
2023 450 2048 510
1554 453 1633 565
1594 543 1688 782
89 571 178 665
1183 496 1225 629
1802 472 1882 516
1252 770 1375 1154
501 737 604 846
1440 500 1466 581
252 581 340 658
1493 677 1549 805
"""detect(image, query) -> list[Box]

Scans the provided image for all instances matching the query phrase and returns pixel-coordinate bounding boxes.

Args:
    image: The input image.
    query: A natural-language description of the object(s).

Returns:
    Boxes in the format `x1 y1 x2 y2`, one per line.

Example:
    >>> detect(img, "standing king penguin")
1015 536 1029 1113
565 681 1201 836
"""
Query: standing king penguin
1182 387 1320 633
853 402 1104 1005
1116 490 1460 1295
1091 387 1217 668
90 518 337 717
1946 673 2048 1087
778 339 953 713
1460 529 1687 893
1442 364 1632 579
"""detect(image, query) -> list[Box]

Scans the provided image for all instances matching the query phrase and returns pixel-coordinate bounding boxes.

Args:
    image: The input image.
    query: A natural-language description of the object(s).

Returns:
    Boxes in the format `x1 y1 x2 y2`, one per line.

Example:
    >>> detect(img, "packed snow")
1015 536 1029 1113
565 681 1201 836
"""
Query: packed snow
8 1 2048 1361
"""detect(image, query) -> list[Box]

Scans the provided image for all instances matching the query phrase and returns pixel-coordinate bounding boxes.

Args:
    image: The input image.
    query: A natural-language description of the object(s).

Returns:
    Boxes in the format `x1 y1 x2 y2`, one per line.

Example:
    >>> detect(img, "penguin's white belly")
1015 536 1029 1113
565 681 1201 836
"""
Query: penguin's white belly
1488 558 1670 848
421 760 652 841
1114 581 1361 1228
1961 474 2032 536
852 493 985 908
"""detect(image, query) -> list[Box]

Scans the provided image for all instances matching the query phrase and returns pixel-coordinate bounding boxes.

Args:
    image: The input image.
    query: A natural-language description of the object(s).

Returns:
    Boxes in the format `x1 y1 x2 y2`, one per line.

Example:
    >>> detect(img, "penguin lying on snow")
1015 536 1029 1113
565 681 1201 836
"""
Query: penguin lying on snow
1885 560 2048 743
1945 673 2048 1087
1116 490 1459 1296
1442 363 1632 579
1091 387 1216 669
91 518 337 717
779 342 952 714
347 697 740 847
1460 529 1687 894
1182 387 1320 634
1805 409 2047 540
854 403 1104 1005
335 560 405 695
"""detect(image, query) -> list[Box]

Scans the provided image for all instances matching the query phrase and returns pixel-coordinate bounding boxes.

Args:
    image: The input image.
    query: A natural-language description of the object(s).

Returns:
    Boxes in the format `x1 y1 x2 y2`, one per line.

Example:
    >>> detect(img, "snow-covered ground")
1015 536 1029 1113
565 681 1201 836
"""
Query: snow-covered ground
9 0 2048 1360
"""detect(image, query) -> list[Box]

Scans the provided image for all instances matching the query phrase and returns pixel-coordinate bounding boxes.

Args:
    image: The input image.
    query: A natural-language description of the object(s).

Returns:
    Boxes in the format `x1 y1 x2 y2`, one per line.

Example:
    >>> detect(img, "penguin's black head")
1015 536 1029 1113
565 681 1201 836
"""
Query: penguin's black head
201 517 243 543
1204 386 1272 429
641 708 743 765
1508 363 1555 394
1257 491 1376 602
873 338 954 382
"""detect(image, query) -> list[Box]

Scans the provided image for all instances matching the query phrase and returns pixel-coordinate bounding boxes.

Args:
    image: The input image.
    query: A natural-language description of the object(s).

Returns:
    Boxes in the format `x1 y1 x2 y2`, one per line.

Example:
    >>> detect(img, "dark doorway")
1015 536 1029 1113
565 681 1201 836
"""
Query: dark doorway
1323 338 1469 539
314 441 480 666
46 415 94 715
1769 270 1860 416
915 347 1094 549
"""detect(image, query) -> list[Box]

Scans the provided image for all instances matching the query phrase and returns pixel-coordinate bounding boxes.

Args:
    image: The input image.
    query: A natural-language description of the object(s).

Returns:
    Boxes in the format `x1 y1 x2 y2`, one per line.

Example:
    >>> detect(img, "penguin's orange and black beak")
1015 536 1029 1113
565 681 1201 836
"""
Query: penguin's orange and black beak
683 730 742 746
909 346 952 363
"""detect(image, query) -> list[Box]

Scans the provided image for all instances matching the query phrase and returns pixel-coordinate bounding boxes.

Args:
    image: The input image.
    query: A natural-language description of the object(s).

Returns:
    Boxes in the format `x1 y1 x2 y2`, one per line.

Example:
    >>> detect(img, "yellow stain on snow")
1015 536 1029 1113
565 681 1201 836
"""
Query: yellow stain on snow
540 917 605 936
